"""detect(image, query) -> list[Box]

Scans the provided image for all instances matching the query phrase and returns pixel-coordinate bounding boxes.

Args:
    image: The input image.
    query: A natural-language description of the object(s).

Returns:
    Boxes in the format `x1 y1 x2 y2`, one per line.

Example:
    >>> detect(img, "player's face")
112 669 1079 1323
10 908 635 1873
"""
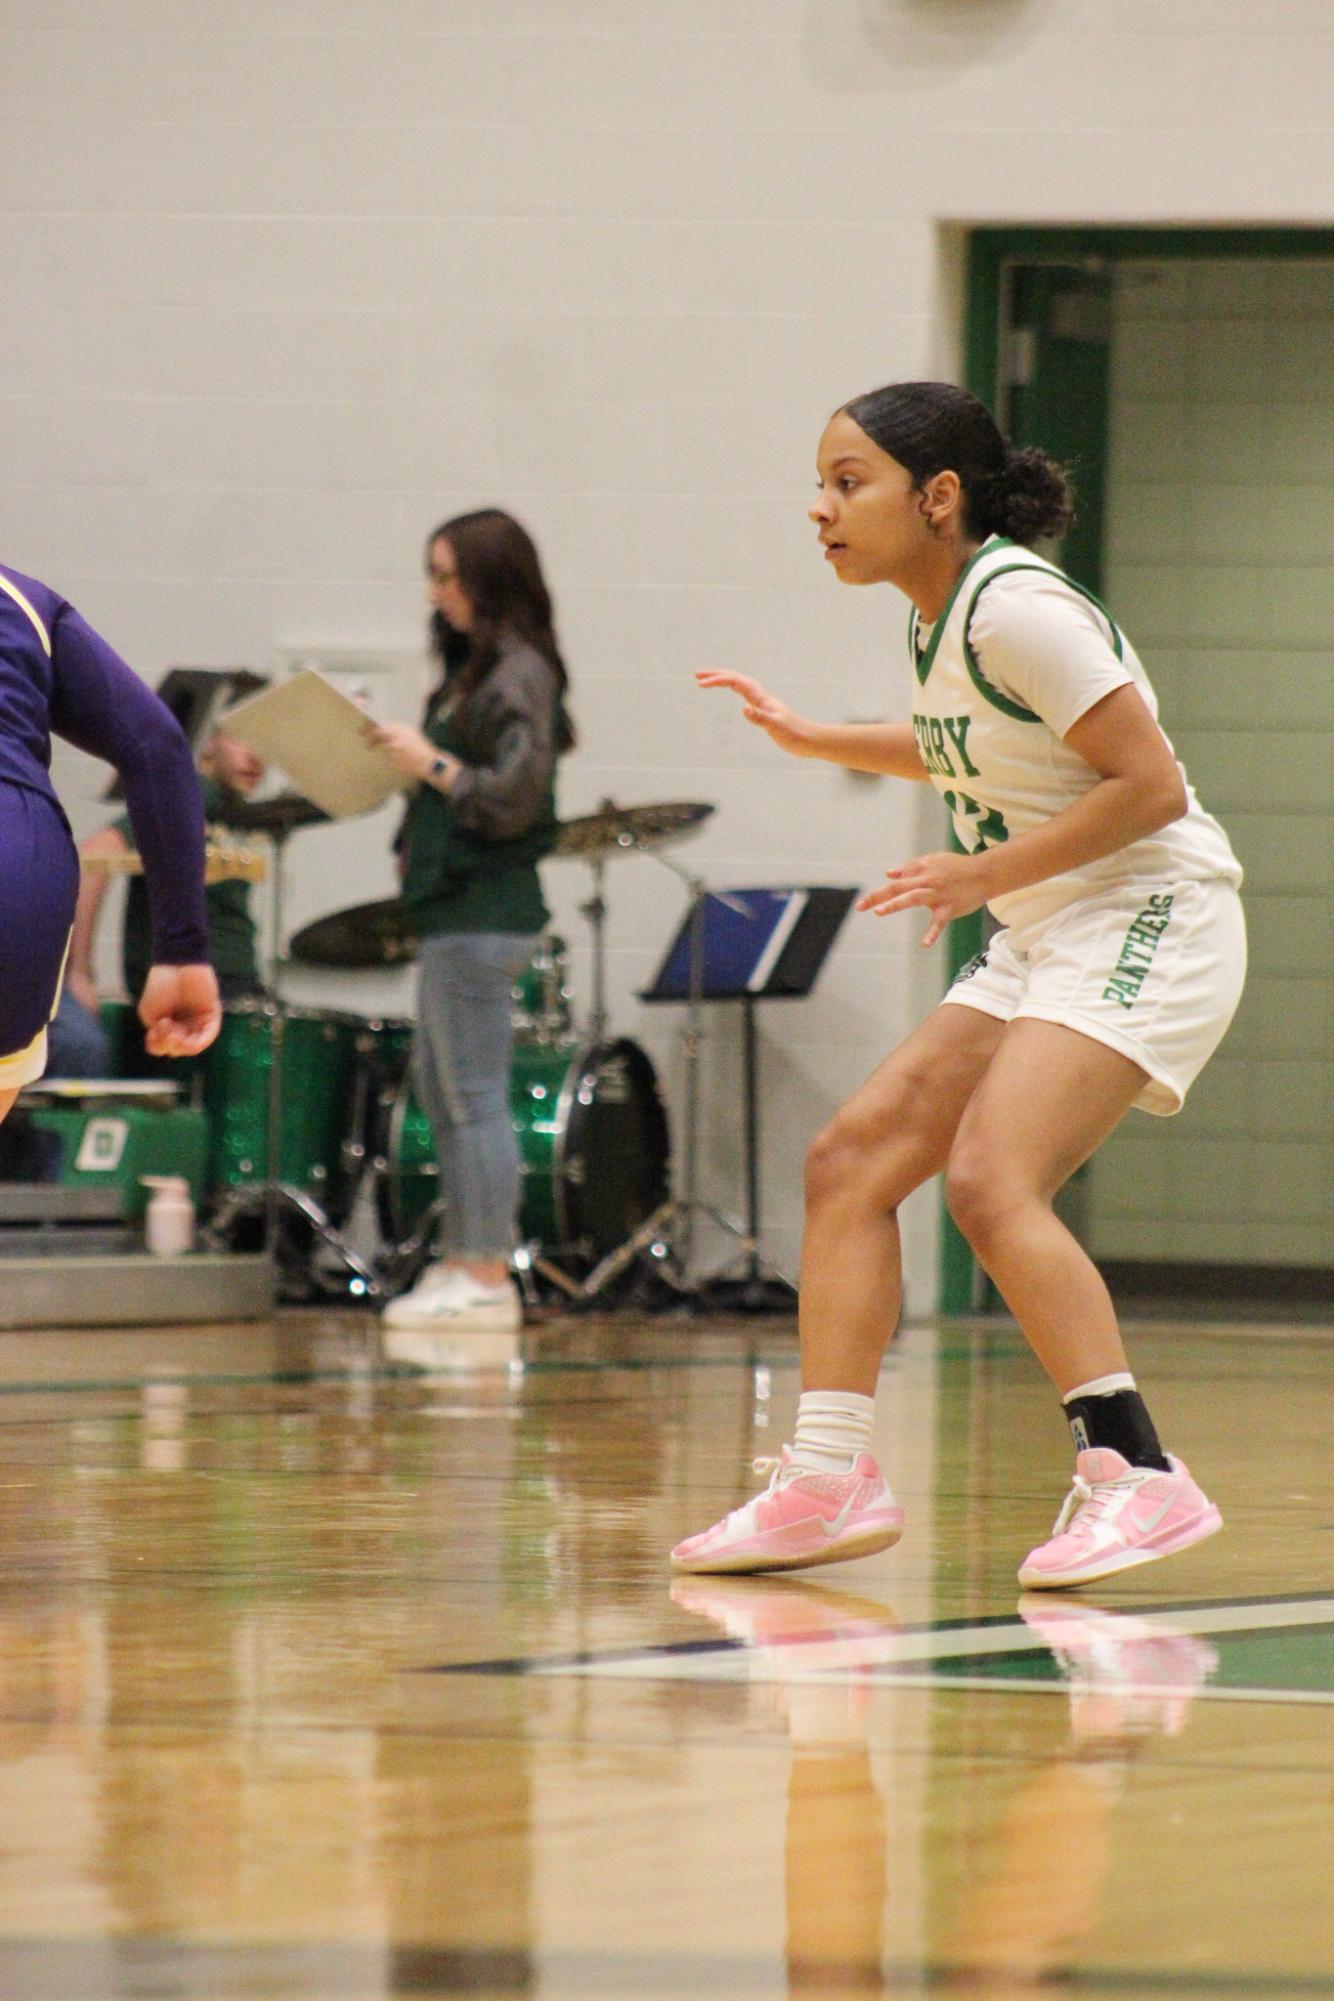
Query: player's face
426 535 474 633
809 412 930 586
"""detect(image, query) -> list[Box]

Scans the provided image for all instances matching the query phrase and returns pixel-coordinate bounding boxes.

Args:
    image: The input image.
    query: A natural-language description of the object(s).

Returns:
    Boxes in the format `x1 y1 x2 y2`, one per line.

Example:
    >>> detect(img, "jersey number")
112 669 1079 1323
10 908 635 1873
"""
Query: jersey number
943 790 1010 852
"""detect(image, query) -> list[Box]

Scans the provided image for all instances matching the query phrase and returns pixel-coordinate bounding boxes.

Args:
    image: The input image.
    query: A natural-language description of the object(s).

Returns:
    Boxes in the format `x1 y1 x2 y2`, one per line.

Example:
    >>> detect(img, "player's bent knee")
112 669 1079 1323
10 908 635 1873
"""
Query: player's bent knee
804 1119 864 1206
944 1147 1017 1252
805 1110 921 1215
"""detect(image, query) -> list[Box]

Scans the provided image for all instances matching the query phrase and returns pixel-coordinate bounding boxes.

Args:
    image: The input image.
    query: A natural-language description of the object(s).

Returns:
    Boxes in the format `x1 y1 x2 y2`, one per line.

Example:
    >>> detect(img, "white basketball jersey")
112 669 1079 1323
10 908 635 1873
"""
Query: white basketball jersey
909 537 1241 936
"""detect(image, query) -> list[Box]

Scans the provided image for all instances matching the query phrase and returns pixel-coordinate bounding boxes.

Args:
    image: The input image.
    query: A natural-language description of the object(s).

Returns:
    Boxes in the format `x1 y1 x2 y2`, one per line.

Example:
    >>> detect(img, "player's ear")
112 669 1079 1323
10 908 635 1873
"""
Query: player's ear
918 470 961 532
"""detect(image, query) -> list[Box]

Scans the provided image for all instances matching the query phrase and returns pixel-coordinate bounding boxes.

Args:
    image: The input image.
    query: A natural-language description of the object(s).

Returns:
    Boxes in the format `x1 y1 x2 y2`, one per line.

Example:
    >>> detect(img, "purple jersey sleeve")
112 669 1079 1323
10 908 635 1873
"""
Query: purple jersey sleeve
48 607 211 968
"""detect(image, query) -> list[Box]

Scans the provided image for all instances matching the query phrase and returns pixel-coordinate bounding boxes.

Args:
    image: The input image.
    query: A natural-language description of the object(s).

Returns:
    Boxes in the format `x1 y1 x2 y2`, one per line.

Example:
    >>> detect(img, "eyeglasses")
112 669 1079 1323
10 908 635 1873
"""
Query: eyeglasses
428 565 458 586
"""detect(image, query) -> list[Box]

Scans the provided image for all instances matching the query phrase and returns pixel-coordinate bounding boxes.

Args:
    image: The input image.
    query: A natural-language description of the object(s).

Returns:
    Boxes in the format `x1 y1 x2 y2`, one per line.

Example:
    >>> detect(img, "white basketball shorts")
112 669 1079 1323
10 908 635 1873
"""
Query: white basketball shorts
942 878 1247 1116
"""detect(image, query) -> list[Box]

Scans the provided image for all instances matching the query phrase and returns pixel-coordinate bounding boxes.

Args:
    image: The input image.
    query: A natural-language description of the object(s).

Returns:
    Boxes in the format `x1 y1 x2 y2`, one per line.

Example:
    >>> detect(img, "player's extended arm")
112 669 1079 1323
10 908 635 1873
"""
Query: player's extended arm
696 671 929 781
48 605 220 1054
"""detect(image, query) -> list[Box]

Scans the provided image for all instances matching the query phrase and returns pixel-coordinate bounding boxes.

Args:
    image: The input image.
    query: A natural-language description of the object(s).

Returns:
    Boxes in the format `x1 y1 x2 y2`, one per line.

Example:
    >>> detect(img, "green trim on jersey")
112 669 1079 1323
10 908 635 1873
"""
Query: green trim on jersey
911 538 1016 687
959 559 1126 723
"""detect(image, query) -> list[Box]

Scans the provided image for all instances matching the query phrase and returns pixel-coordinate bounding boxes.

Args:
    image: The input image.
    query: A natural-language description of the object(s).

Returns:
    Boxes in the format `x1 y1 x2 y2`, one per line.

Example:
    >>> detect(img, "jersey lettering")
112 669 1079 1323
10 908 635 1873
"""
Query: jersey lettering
943 790 1010 852
1102 892 1175 1009
912 713 983 781
942 716 981 777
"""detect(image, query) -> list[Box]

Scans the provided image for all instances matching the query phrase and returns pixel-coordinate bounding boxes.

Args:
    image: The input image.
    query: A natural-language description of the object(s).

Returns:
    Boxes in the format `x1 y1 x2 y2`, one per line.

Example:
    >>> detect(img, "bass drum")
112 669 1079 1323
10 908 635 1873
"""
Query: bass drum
201 1001 361 1221
376 1037 670 1262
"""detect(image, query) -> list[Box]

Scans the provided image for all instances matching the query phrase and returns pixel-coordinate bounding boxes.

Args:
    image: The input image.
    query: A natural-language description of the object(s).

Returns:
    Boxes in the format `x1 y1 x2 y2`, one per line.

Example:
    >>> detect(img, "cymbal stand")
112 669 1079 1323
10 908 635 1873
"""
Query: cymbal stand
579 855 609 1046
532 832 693 1306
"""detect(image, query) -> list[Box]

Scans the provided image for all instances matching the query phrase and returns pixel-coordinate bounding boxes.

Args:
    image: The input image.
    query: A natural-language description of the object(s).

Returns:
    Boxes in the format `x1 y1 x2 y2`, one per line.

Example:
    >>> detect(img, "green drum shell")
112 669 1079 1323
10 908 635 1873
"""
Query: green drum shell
379 1036 670 1260
372 1023 437 1247
508 1039 571 1248
202 1002 360 1215
531 1038 669 1256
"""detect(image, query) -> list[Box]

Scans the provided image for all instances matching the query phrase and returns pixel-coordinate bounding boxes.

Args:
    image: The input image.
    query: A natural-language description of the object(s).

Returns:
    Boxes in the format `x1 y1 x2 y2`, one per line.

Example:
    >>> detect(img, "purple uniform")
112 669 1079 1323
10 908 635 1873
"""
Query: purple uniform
0 562 210 1081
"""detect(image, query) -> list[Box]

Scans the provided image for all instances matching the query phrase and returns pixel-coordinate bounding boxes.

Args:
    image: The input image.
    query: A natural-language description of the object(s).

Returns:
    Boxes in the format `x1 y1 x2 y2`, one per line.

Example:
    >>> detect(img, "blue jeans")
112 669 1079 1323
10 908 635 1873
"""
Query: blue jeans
47 987 112 1078
412 930 538 1259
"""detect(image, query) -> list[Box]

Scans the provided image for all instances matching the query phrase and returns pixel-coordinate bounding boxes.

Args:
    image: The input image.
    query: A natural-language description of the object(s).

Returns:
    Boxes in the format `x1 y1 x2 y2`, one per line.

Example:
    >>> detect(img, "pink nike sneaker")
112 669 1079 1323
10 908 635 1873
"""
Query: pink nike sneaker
1018 1448 1222 1590
670 1447 905 1575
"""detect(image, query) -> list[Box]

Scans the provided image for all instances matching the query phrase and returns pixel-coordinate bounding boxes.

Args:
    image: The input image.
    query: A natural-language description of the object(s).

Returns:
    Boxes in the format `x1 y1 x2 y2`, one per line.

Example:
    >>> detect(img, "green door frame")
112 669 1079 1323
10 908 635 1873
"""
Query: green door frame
941 223 1334 1313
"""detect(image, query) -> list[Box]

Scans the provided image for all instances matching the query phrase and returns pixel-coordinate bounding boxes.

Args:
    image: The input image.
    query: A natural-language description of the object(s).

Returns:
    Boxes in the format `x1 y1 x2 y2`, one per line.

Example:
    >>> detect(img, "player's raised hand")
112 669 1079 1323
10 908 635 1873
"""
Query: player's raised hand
695 671 817 758
138 963 222 1058
857 850 990 949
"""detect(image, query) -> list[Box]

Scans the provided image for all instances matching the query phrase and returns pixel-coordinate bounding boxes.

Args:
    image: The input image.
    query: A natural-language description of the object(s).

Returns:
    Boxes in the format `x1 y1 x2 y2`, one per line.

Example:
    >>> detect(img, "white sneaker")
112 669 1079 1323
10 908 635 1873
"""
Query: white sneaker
382 1268 521 1334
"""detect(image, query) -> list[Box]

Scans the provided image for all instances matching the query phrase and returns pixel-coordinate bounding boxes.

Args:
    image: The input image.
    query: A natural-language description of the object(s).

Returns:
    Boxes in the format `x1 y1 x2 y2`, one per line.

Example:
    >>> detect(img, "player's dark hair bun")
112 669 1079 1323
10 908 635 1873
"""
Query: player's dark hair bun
840 381 1075 546
973 445 1075 543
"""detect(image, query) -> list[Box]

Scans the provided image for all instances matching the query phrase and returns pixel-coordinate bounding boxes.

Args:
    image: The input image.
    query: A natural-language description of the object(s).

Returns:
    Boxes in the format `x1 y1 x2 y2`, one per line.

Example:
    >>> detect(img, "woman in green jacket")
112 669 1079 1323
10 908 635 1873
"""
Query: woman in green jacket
368 509 574 1343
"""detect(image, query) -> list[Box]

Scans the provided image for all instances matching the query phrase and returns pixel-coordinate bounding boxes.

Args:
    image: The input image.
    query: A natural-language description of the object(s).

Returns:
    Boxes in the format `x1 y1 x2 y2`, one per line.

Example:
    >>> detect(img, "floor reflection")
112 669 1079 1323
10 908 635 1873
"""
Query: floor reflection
674 1577 897 1998
944 1600 1219 1994
0 1313 1324 1999
673 1581 1219 2000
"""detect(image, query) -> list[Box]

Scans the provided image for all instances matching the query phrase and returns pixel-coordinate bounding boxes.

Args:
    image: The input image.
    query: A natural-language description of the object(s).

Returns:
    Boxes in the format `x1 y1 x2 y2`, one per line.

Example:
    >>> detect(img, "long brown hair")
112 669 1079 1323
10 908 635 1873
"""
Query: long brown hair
429 508 574 749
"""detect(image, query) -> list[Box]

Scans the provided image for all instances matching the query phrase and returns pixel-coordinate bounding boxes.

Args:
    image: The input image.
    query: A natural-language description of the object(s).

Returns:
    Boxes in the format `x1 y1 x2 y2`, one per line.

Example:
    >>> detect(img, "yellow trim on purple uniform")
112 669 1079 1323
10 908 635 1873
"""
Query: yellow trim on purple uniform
0 570 52 656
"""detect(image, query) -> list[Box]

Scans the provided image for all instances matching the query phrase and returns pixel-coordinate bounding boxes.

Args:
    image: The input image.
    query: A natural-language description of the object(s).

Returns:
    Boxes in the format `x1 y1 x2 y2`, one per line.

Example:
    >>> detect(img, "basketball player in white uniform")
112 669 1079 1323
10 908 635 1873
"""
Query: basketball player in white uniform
673 381 1245 1589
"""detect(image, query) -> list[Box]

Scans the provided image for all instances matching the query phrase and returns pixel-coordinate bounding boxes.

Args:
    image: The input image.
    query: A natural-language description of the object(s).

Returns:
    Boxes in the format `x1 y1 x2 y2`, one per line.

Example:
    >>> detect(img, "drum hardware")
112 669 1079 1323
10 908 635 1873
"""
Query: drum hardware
177 788 389 1300
552 799 715 1045
510 933 573 1045
469 798 716 1306
203 1179 381 1300
203 796 716 1304
196 999 384 1300
364 1028 671 1305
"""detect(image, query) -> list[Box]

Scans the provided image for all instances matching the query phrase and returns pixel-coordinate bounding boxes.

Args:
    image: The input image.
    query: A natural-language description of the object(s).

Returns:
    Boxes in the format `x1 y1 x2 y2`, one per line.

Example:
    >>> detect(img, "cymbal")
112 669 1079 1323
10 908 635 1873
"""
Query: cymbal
551 800 714 860
224 792 330 836
289 898 418 969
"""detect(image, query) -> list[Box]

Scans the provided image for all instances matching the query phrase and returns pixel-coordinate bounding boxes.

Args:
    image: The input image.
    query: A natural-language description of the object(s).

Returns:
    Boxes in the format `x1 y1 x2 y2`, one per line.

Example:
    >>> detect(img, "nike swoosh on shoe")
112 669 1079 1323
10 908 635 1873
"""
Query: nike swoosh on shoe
1128 1492 1182 1536
818 1494 861 1539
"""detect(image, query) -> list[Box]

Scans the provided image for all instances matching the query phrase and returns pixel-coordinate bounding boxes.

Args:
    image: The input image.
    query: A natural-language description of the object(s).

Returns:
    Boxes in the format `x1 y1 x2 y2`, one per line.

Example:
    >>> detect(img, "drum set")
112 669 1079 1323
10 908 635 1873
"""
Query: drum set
99 797 724 1305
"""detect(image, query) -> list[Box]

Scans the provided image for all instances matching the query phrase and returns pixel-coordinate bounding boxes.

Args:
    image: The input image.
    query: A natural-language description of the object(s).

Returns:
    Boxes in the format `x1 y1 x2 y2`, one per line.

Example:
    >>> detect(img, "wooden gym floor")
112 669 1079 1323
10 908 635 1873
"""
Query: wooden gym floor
0 1307 1328 2000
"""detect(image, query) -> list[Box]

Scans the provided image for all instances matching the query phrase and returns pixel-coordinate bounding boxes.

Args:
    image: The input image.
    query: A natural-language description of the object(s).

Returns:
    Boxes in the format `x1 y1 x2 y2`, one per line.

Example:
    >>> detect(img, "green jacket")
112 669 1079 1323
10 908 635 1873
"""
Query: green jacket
399 638 563 937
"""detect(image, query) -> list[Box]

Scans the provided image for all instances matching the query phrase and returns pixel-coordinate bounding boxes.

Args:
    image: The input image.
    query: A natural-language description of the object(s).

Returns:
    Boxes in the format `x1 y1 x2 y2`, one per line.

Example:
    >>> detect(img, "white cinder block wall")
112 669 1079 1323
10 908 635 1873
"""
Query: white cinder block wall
1 0 1328 1303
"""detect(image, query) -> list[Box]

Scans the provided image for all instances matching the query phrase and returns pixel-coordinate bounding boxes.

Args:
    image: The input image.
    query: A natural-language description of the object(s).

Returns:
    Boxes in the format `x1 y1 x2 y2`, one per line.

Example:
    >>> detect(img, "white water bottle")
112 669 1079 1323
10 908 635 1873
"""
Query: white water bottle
142 1176 195 1257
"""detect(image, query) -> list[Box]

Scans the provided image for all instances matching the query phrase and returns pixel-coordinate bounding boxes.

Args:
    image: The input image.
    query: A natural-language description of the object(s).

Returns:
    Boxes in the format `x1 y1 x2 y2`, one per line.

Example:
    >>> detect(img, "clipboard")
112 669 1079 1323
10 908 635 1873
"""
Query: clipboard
220 669 409 818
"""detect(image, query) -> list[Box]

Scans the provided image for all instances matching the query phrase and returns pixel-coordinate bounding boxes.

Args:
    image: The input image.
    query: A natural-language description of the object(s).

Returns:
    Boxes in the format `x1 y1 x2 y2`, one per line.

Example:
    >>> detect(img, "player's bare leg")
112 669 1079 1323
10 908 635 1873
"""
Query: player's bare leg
798 1002 1005 1394
942 1018 1145 1393
945 1017 1223 1588
671 1002 1003 1575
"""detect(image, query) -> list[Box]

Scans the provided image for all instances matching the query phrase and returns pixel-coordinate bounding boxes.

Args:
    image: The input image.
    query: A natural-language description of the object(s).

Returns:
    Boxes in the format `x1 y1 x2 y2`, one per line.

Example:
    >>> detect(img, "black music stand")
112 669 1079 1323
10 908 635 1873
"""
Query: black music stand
642 886 856 1311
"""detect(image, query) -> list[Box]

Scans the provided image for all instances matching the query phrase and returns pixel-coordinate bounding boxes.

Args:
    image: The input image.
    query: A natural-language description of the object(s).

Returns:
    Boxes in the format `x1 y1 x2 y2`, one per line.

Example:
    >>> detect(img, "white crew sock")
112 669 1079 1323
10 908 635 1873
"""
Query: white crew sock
1061 1371 1136 1404
789 1391 876 1475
